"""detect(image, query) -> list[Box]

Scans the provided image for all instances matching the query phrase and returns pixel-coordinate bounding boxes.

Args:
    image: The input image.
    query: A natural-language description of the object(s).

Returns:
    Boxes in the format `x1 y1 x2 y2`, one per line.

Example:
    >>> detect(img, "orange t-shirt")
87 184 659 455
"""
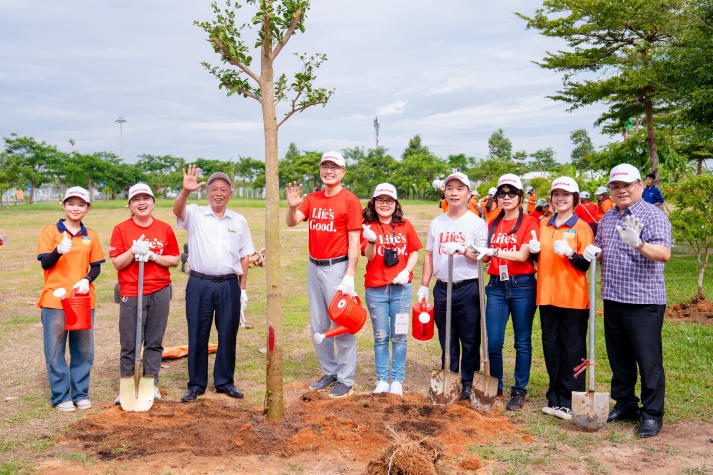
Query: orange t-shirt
597 197 613 220
482 198 501 224
36 220 105 309
526 193 537 213
361 219 423 288
299 188 362 259
440 198 449 214
468 196 481 216
536 215 594 309
487 215 539 277
110 217 180 296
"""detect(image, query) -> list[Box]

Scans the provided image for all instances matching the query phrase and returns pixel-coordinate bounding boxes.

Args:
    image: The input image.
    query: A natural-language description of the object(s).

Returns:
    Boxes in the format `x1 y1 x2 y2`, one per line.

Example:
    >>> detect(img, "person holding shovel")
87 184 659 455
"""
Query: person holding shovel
36 186 105 411
173 167 255 403
110 183 179 405
285 151 362 399
584 163 671 438
418 172 488 401
472 173 539 411
361 183 423 397
528 177 594 421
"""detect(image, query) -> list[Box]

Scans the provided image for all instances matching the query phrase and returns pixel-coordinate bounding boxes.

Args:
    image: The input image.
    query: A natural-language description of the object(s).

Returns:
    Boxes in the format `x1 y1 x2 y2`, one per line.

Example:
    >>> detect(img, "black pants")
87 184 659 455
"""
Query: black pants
433 279 481 385
603 300 666 419
539 305 588 409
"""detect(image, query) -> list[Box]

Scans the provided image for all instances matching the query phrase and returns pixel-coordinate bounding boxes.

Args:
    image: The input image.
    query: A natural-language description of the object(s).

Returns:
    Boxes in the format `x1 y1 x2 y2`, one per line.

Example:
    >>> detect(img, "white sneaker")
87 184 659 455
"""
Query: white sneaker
154 386 161 400
56 400 76 412
373 380 390 394
542 406 556 416
553 407 573 420
389 381 403 397
75 398 92 410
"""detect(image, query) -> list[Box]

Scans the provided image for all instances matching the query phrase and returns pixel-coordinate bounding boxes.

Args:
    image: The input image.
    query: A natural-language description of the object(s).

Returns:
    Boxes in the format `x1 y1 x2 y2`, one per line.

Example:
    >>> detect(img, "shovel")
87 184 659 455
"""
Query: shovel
428 253 460 405
470 257 499 412
572 256 609 430
120 259 155 412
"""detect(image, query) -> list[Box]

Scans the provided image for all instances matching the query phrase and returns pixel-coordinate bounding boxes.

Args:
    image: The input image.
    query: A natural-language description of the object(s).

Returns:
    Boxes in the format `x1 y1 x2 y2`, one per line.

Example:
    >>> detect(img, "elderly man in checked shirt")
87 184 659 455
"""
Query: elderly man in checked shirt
583 163 671 439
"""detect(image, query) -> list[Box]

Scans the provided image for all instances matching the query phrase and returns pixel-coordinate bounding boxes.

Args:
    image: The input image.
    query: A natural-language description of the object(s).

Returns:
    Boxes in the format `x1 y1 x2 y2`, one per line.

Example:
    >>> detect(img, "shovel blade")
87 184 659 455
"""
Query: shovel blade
470 372 500 413
428 369 460 406
119 376 155 412
572 390 610 431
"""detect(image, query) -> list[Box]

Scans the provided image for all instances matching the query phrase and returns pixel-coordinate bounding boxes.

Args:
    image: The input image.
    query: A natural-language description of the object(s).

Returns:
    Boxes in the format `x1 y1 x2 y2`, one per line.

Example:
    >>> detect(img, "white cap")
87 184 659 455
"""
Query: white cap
497 173 523 191
432 179 443 190
549 176 579 194
320 150 346 168
443 172 470 189
128 183 155 201
488 187 497 196
372 183 398 200
207 172 232 187
608 163 641 185
595 186 608 196
580 191 590 199
63 186 90 204
526 186 534 193
536 198 548 207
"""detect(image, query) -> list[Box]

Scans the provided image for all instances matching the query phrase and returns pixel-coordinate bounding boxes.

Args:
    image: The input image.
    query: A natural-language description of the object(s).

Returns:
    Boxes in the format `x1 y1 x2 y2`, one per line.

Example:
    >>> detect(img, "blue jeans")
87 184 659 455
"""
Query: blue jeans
41 307 95 406
485 274 536 395
365 284 410 383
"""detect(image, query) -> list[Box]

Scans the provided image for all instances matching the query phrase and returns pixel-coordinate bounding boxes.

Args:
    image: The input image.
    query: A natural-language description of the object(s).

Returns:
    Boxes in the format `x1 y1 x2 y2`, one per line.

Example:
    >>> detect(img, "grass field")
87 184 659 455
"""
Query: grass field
0 198 712 473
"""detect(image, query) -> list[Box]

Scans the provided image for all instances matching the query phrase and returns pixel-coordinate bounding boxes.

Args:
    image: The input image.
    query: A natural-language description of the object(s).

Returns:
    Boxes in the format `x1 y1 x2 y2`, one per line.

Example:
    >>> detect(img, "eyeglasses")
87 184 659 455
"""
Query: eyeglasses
375 198 395 205
608 180 640 191
320 164 342 171
207 187 231 194
496 190 518 199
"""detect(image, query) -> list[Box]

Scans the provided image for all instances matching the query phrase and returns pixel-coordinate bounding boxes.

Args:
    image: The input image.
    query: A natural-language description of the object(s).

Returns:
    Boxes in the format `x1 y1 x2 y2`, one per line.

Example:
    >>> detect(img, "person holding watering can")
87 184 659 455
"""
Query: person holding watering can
361 183 422 397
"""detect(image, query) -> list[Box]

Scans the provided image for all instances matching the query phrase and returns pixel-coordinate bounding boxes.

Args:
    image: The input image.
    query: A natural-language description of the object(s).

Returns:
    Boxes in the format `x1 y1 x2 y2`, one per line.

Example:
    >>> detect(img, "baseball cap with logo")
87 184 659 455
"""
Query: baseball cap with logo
319 151 346 168
63 186 91 204
206 172 233 188
488 187 497 196
497 173 523 191
595 186 608 196
549 176 579 194
580 191 590 199
128 183 155 201
607 163 641 185
372 183 398 200
443 172 470 189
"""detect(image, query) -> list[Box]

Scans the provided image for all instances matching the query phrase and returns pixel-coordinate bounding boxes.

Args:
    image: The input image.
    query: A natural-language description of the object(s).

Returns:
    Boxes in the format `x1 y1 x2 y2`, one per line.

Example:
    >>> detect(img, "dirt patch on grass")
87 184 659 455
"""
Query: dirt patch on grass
666 295 713 325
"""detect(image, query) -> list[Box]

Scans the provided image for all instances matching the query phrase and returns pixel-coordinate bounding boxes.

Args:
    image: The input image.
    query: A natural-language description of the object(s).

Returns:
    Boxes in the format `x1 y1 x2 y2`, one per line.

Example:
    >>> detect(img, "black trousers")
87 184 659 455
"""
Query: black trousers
539 305 588 409
603 300 666 419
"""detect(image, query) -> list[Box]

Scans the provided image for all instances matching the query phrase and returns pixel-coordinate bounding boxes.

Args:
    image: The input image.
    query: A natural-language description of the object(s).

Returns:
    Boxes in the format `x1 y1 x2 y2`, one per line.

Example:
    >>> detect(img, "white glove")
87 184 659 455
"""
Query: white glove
57 231 72 254
553 237 575 258
417 285 430 303
392 269 410 286
135 251 156 263
362 224 377 244
131 234 151 258
338 275 356 296
72 278 90 295
583 244 601 262
443 242 466 255
616 214 644 248
473 246 495 259
528 230 540 254
240 291 248 328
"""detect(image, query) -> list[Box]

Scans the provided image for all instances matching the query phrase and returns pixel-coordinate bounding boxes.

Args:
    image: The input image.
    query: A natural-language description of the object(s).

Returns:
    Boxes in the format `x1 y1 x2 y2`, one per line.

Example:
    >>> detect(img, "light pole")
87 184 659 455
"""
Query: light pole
115 116 127 157
373 116 380 149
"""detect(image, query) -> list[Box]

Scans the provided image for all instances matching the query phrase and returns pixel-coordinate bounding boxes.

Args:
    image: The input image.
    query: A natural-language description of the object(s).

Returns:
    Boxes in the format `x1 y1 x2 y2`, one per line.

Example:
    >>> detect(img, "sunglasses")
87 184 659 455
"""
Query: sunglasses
496 190 518 199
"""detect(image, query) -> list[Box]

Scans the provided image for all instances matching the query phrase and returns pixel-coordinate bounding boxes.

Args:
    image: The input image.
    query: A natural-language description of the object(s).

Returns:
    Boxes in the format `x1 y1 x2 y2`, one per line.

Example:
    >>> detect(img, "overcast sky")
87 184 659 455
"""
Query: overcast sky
0 1 613 166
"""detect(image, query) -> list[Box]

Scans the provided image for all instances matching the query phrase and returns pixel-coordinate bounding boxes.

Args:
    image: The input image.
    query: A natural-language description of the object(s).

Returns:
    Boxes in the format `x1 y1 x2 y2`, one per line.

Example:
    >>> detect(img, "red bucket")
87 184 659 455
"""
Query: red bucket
62 289 92 331
411 298 434 341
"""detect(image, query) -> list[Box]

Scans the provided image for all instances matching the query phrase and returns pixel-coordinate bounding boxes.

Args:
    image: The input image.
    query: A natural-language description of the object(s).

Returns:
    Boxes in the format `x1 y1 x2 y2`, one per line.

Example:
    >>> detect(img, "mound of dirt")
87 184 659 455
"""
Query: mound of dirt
63 387 518 472
665 295 713 325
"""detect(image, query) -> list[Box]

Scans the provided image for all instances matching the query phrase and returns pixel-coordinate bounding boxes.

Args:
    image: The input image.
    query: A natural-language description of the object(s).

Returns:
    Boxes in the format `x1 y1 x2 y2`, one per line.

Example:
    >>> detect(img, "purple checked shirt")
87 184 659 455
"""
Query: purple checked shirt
594 199 671 305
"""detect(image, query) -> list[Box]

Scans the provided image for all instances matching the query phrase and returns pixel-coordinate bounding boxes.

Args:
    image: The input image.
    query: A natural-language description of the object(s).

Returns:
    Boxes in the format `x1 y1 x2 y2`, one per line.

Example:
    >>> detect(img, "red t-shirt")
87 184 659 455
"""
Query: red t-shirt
298 188 362 259
110 218 179 296
487 215 539 276
360 219 423 288
575 202 598 224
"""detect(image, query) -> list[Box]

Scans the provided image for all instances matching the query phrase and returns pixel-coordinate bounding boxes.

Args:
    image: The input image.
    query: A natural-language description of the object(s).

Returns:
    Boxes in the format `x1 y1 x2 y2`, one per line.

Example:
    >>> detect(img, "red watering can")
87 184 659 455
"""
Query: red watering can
313 291 367 344
411 298 434 341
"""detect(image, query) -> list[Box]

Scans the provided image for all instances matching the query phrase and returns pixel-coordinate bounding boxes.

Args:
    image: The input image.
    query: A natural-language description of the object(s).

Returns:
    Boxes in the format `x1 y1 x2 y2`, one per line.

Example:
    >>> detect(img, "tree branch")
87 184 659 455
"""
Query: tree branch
211 38 261 85
272 8 303 60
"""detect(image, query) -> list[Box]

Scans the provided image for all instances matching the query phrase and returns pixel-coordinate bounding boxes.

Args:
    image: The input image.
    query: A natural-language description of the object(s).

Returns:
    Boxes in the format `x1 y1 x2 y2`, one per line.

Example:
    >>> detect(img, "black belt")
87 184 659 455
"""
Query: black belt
436 278 477 289
189 270 237 282
309 255 349 266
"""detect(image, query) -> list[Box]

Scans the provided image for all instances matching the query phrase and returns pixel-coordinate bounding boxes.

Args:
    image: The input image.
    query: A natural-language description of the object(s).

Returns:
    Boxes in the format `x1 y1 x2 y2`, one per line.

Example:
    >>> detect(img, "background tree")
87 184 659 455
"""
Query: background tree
2 134 62 203
396 135 448 199
517 0 688 180
196 0 333 420
667 174 713 300
529 147 557 170
487 128 513 161
136 154 186 197
570 128 595 170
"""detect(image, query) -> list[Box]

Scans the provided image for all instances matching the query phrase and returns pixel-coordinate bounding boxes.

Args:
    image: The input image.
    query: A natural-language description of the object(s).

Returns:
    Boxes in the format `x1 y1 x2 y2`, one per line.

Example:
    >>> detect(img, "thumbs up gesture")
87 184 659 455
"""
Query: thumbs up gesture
553 236 575 258
57 231 72 254
528 230 540 253
131 234 151 258
362 224 377 244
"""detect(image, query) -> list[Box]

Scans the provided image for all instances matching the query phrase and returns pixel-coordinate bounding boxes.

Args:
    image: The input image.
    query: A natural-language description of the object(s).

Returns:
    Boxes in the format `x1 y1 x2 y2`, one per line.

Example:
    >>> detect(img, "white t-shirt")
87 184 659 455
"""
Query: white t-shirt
426 211 488 282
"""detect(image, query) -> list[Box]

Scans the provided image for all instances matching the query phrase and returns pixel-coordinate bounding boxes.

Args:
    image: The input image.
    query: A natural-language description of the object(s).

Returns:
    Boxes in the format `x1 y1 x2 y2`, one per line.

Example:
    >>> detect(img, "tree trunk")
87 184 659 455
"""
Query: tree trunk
261 36 284 420
644 100 659 178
